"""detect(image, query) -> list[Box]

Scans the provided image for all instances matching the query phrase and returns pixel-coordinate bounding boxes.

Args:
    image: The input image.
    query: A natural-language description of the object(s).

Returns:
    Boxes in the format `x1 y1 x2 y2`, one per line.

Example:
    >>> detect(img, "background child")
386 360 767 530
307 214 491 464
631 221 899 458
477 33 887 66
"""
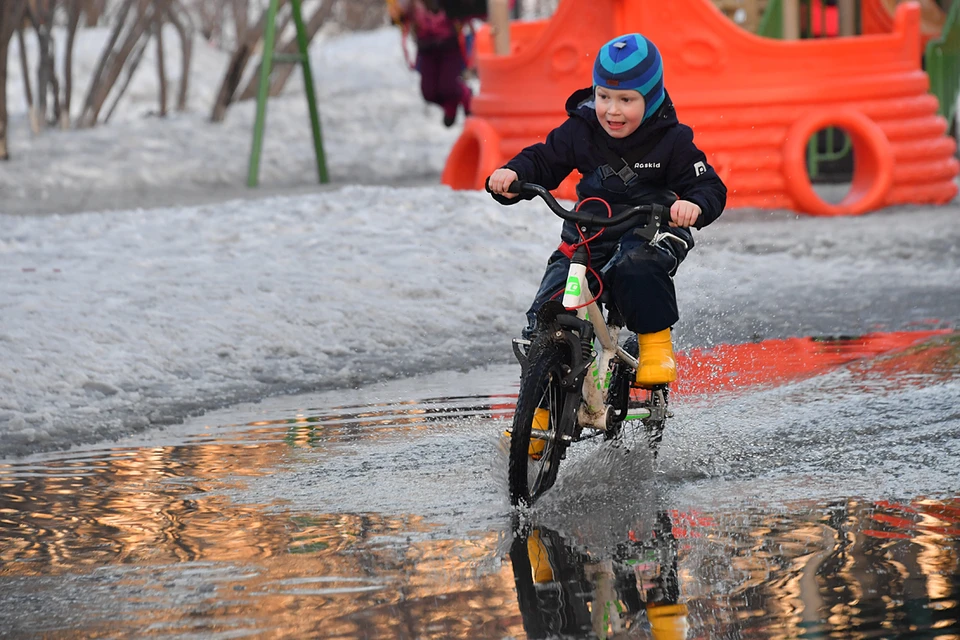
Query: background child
488 32 726 387
388 0 472 127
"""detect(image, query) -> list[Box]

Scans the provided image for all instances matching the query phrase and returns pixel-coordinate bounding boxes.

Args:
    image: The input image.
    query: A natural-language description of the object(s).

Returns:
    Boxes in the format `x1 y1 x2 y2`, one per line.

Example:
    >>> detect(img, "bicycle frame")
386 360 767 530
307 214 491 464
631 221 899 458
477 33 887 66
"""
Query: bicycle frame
563 257 641 431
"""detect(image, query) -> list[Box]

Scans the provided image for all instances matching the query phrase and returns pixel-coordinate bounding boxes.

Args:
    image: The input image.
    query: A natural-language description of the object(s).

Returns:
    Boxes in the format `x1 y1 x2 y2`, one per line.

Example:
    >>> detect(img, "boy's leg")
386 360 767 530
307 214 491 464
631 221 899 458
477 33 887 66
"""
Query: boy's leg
603 230 692 334
602 230 693 385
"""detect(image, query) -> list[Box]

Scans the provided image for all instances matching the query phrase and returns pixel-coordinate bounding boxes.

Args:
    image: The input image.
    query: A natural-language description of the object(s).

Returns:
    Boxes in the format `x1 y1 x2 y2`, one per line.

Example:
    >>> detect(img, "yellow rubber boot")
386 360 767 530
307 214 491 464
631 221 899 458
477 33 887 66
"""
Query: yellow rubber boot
527 530 556 583
636 329 677 387
503 408 550 457
647 603 689 640
528 408 550 459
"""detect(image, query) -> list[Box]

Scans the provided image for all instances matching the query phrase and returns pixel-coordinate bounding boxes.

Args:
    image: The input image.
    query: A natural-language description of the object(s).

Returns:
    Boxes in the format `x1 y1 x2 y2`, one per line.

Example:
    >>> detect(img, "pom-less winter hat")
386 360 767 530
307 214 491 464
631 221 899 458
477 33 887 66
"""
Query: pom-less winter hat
593 33 665 123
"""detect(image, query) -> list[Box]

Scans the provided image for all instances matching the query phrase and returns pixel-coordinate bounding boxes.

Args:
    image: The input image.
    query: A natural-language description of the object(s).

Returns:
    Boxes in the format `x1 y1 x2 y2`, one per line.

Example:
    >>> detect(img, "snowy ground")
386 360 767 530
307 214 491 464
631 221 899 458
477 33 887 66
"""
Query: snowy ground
1 25 461 215
2 26 959 459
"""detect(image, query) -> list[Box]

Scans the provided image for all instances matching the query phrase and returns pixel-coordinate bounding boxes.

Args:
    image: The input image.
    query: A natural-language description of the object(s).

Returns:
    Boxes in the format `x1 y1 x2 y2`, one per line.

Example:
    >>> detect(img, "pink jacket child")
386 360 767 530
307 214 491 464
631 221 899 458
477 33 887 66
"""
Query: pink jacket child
391 0 472 127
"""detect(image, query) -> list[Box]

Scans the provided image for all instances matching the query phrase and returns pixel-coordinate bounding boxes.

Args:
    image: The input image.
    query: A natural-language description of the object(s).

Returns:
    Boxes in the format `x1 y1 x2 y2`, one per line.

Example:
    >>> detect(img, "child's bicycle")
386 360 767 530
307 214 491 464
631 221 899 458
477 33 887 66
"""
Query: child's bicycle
492 180 672 507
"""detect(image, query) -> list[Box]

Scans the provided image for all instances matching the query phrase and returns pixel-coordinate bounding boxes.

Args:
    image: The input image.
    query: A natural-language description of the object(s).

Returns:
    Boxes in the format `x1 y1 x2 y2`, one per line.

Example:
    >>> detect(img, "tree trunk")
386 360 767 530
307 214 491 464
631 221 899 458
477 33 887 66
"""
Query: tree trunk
29 0 63 130
83 0 105 26
234 6 294 102
62 0 82 128
0 1 27 160
166 0 192 112
80 0 176 128
103 34 148 123
48 38 63 126
87 0 154 123
100 0 175 125
155 10 167 117
210 0 289 123
232 0 248 43
24 3 47 131
80 0 136 127
16 21 38 133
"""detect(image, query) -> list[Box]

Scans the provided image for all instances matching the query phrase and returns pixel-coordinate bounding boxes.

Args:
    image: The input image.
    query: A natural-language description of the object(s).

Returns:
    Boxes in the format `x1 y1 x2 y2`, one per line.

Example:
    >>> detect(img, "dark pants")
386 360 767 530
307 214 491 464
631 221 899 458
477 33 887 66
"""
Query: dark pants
525 229 693 335
417 38 469 120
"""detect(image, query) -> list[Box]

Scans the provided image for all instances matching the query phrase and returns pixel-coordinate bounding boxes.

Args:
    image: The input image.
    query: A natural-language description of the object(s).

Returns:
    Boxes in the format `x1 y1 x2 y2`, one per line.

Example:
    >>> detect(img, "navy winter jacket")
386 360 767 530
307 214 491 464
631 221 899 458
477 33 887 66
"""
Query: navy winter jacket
493 87 726 231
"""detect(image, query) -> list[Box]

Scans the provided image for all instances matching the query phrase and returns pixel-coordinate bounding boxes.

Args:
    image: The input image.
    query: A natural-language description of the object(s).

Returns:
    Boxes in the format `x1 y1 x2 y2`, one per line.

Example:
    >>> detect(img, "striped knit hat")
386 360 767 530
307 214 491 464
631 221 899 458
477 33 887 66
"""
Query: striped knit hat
593 33 665 123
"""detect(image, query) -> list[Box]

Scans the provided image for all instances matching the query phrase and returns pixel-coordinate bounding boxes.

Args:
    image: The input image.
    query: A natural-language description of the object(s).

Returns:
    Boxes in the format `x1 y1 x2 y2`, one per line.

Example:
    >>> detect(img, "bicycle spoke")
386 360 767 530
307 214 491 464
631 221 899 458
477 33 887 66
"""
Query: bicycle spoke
528 374 559 495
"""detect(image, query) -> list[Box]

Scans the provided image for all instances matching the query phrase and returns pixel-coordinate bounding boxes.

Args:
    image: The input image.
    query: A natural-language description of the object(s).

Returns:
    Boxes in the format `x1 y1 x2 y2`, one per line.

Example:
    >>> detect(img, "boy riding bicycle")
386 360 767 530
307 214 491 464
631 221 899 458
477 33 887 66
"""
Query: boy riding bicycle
488 32 727 388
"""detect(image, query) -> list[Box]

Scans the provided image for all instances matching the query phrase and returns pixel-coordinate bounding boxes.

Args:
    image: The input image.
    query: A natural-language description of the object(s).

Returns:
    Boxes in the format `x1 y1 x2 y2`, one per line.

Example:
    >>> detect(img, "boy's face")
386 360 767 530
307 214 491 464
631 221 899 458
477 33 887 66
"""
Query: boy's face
594 87 646 139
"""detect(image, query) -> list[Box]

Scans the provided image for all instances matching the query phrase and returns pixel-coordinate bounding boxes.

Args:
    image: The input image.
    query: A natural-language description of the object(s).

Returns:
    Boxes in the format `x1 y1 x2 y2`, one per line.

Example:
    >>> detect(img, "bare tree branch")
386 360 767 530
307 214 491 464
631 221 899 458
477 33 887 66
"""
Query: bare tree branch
62 0 82 129
210 0 289 123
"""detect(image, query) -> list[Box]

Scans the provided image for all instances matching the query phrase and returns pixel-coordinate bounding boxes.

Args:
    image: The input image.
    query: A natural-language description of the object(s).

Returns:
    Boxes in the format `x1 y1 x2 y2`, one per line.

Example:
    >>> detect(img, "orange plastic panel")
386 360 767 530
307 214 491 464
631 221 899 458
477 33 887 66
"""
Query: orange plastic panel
782 109 894 215
861 0 946 49
444 0 958 215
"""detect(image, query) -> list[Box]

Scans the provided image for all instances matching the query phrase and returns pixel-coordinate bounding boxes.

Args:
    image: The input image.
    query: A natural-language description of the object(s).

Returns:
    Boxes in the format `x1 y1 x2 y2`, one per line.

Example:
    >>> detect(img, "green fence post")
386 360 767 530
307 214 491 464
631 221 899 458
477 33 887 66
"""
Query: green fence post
925 0 960 134
247 0 329 188
247 0 280 187
290 0 329 183
758 0 784 38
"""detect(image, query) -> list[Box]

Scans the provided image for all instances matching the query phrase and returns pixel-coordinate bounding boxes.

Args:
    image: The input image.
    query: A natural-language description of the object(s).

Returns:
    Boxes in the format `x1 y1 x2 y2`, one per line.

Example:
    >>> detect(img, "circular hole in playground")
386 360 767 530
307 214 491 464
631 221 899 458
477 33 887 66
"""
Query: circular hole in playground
804 126 855 205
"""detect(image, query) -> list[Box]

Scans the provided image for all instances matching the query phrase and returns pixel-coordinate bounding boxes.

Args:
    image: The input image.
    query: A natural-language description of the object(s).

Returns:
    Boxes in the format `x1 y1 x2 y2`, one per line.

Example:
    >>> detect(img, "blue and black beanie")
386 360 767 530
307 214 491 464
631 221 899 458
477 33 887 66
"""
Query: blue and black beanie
593 33 665 123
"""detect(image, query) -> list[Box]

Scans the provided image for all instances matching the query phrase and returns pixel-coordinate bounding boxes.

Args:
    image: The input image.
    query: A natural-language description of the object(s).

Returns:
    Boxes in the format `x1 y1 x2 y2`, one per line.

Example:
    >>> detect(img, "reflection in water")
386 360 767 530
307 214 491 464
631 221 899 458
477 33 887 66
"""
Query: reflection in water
0 331 956 637
509 512 687 639
512 498 960 639
674 329 954 397
0 398 526 638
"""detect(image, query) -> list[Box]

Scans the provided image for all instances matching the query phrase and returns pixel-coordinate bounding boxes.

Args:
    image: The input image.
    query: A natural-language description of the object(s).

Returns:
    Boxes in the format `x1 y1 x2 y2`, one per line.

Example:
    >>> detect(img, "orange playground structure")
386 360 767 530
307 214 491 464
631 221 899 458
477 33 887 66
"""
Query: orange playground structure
442 0 959 215
861 0 947 49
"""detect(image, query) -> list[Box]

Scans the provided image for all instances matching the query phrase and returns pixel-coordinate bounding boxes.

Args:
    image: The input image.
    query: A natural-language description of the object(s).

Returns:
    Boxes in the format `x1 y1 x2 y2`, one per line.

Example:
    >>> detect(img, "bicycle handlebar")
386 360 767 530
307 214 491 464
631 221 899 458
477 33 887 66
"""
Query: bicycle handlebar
488 179 669 230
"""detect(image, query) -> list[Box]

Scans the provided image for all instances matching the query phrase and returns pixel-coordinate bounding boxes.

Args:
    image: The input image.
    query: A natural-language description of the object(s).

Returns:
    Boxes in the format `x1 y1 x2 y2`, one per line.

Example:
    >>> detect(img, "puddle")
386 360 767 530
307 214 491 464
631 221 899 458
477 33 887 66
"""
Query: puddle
0 332 958 638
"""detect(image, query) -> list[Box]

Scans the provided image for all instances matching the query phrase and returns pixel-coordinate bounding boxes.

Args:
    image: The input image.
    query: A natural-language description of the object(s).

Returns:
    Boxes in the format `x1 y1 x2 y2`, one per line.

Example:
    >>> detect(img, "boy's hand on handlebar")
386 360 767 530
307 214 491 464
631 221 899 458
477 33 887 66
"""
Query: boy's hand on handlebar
488 168 520 198
669 199 701 228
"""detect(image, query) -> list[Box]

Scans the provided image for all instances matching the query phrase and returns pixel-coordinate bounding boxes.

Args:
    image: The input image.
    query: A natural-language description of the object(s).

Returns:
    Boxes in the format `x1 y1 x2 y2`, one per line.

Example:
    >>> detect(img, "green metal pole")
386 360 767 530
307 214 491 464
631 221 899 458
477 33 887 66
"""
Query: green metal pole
290 0 329 183
247 0 281 187
807 135 819 180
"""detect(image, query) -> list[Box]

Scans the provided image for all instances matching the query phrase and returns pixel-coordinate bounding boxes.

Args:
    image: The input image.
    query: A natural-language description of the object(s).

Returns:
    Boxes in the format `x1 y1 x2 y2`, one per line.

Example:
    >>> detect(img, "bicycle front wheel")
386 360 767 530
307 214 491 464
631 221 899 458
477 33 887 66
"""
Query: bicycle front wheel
509 340 575 507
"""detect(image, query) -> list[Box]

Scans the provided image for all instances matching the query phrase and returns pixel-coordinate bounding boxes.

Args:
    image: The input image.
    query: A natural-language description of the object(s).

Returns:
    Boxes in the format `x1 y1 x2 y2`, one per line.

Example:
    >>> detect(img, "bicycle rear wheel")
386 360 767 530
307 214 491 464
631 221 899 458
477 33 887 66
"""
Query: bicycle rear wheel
508 340 575 507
